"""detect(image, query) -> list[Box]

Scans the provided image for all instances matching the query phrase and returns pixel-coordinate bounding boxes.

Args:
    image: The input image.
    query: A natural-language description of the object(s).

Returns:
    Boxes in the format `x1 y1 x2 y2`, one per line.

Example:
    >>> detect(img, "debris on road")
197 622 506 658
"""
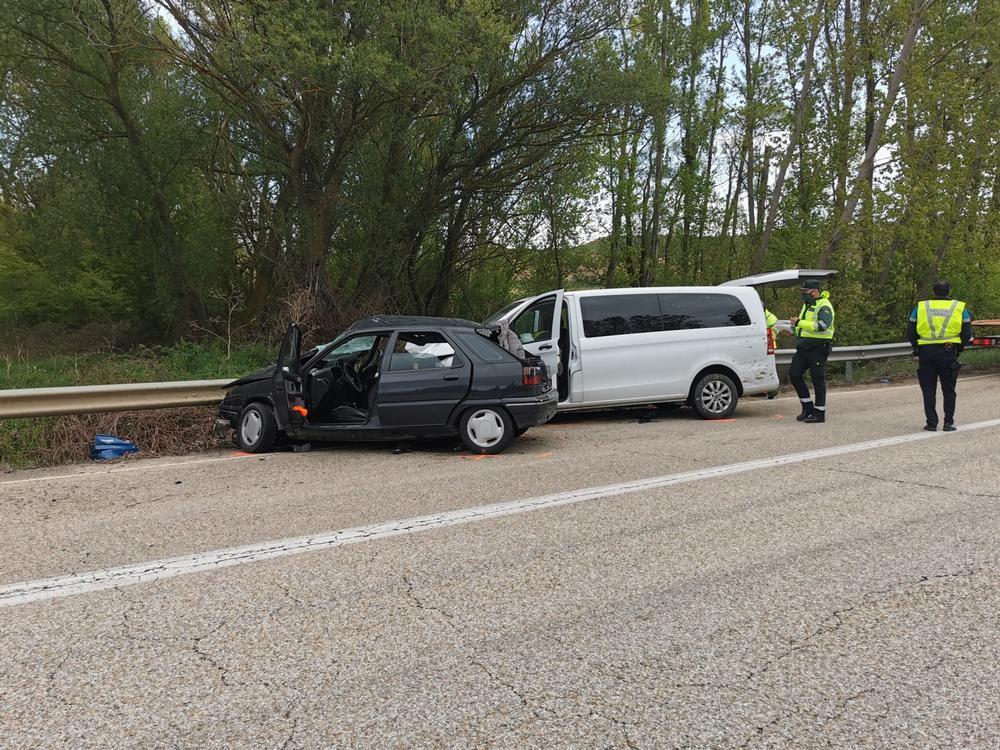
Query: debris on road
89 434 139 461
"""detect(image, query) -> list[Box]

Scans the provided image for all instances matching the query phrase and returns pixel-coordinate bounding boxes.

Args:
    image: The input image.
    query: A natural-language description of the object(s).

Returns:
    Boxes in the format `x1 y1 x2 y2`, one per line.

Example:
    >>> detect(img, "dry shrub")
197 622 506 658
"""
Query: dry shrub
37 407 231 467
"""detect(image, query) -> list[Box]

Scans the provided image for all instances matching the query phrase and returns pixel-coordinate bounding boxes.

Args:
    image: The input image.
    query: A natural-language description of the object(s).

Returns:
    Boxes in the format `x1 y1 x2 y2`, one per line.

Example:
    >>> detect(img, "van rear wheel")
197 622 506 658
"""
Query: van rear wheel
692 373 738 419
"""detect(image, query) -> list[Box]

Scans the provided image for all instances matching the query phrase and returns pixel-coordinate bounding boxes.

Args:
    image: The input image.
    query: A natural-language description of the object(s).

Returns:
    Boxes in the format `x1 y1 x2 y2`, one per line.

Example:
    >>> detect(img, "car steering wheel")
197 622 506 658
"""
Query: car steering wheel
342 360 364 393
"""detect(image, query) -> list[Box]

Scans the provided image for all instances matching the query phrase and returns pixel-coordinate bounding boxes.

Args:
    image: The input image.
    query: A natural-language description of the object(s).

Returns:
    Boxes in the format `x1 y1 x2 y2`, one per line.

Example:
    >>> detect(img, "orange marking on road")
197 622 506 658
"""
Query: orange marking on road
460 454 501 461
231 451 253 457
710 419 737 423
772 415 785 420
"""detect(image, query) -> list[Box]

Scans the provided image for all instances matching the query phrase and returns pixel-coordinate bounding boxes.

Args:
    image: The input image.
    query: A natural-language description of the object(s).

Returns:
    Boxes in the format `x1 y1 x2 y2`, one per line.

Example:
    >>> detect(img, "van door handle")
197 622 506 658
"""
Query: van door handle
538 344 553 351
443 374 460 381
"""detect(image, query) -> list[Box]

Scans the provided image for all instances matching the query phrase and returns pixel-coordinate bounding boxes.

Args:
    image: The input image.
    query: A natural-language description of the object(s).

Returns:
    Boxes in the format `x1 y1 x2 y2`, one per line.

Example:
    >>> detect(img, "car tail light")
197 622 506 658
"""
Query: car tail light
522 365 543 387
766 328 775 355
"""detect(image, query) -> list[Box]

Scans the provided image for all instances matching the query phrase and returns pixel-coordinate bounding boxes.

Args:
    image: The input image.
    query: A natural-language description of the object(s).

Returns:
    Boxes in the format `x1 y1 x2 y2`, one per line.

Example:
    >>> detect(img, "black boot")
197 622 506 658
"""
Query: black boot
796 402 814 421
804 410 825 423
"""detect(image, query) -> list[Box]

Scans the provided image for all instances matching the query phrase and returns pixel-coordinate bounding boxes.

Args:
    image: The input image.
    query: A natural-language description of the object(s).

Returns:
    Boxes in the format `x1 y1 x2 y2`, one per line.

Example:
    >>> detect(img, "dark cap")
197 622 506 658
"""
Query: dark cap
799 279 822 290
932 279 951 297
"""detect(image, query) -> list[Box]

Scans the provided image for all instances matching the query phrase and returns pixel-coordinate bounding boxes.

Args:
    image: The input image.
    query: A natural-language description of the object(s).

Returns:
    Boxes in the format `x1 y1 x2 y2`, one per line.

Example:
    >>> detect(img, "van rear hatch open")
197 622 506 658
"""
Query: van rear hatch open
719 269 838 287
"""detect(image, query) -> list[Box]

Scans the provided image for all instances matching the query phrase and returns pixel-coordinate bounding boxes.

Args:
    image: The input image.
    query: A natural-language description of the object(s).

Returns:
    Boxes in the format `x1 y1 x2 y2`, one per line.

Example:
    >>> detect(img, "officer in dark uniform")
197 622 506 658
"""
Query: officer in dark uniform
907 280 972 431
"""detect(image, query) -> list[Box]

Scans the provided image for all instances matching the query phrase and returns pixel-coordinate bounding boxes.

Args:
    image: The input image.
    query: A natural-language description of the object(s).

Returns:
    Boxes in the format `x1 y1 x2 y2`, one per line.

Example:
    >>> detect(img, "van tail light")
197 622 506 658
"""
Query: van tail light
766 328 775 355
522 365 543 387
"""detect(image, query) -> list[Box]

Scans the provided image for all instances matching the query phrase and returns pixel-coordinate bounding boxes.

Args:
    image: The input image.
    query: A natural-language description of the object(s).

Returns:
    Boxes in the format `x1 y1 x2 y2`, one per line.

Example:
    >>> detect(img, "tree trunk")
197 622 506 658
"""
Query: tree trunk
818 0 931 268
753 0 823 272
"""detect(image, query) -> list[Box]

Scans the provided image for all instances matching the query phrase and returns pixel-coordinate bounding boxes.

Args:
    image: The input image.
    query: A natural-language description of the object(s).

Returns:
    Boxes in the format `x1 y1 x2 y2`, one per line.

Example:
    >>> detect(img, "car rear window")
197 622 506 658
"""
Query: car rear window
580 294 662 338
454 331 520 363
389 332 458 370
658 293 751 330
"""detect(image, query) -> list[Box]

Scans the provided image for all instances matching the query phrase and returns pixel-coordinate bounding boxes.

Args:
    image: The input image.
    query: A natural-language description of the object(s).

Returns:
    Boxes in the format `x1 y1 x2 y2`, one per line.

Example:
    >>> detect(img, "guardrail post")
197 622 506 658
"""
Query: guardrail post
845 360 854 382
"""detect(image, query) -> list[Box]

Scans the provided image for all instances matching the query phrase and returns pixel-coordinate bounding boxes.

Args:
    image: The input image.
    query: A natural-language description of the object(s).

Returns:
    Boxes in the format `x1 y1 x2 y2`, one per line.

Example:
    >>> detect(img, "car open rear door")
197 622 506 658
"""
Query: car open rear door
496 289 564 391
271 322 304 430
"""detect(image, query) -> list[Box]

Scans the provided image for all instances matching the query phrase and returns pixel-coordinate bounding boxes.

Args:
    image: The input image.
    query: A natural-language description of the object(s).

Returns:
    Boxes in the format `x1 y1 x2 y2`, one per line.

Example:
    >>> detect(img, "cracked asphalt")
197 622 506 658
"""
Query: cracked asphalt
1 375 999 748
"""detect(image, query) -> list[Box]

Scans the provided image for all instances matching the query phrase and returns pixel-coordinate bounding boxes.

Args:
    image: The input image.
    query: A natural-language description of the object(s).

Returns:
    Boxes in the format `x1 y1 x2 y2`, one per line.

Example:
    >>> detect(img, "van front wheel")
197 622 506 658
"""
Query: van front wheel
691 373 738 420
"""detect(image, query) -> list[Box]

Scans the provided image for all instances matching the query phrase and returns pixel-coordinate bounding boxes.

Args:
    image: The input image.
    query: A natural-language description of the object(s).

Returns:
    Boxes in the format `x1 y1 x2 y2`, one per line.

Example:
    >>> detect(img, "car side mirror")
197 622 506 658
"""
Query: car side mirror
280 365 299 380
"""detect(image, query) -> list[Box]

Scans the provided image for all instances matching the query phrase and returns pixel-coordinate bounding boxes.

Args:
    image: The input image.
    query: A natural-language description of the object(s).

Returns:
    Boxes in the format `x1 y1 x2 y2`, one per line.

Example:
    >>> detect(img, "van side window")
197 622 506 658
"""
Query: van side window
581 294 662 338
658 293 752 330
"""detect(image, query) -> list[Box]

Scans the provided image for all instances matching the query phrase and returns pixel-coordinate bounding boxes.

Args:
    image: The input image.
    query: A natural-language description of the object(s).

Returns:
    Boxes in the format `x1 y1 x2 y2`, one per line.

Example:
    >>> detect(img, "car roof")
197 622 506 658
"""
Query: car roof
345 315 482 333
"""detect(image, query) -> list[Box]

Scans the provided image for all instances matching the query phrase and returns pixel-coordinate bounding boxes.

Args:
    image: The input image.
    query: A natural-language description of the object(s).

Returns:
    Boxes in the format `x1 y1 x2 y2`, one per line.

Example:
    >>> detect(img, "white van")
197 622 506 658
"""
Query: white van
487 269 836 419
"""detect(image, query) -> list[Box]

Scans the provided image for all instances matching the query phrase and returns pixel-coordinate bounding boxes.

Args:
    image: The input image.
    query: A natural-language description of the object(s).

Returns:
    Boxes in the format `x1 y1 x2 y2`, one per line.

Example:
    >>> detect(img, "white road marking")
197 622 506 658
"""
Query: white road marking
3 418 999 609
0 453 265 487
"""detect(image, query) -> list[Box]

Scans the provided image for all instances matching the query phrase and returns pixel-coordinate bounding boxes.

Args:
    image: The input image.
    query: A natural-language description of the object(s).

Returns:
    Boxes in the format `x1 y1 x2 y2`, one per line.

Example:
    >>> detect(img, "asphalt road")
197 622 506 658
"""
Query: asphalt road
2 375 999 749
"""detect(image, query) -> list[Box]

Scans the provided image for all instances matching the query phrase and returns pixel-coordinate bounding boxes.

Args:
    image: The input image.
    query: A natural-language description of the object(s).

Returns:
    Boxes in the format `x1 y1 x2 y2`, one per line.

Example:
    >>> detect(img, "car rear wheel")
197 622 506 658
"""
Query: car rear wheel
460 407 515 454
691 373 738 420
237 403 278 453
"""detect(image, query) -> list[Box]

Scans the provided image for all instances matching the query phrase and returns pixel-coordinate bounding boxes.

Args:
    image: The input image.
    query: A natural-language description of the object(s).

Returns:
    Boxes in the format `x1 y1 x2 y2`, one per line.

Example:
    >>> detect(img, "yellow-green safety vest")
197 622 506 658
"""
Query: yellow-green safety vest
796 292 835 340
916 299 966 345
764 309 778 328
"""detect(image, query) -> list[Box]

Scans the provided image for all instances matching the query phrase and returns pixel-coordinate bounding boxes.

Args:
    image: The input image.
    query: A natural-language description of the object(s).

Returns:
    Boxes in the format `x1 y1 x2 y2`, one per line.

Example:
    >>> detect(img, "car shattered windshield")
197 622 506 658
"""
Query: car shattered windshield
318 335 377 364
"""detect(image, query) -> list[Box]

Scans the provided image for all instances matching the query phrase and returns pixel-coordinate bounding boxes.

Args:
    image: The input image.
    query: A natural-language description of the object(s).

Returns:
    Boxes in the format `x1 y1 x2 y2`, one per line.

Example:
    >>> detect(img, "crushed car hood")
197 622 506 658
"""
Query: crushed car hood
225 348 320 388
226 365 276 388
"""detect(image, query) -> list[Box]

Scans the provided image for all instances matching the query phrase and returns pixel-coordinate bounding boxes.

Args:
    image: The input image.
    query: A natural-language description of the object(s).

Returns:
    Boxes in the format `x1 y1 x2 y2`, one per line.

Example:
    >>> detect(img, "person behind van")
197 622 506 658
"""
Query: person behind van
764 308 780 399
764 308 778 339
788 279 835 423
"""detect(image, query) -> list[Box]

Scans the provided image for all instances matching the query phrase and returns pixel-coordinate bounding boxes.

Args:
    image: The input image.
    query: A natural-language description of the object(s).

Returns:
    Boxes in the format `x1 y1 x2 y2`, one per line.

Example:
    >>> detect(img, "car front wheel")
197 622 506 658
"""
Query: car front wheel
237 403 278 453
691 373 738 420
460 407 515 454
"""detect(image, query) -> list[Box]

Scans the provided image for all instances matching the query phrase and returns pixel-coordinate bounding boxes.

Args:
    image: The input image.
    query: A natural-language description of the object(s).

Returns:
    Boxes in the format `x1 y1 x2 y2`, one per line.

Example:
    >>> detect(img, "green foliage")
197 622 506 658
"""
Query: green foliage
1 342 272 390
0 0 998 349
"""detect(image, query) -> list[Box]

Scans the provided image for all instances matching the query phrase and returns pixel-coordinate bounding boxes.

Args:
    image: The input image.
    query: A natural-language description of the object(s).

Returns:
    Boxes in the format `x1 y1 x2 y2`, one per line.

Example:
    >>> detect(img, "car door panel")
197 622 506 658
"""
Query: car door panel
376 332 471 427
271 323 304 429
500 289 564 392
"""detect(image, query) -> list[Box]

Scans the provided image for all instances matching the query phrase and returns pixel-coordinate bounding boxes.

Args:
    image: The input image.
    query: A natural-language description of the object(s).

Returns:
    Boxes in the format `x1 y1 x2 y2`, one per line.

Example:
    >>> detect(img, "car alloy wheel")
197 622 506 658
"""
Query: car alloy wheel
237 403 278 453
459 406 515 454
466 409 505 448
241 409 263 446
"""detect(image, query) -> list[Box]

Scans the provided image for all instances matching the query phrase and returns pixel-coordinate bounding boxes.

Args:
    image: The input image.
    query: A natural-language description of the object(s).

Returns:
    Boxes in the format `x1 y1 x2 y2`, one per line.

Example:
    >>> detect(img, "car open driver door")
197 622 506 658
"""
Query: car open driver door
493 290 564 392
272 322 305 430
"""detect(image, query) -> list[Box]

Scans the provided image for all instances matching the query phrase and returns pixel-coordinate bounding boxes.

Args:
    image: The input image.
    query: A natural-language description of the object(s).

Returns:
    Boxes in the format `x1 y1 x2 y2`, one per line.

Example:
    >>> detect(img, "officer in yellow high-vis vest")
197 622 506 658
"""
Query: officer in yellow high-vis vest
788 279 834 423
907 280 972 432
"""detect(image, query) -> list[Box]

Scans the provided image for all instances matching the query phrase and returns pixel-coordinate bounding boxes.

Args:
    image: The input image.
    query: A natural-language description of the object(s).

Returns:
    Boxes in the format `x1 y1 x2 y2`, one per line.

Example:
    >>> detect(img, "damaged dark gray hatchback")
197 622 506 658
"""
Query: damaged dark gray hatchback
216 316 557 454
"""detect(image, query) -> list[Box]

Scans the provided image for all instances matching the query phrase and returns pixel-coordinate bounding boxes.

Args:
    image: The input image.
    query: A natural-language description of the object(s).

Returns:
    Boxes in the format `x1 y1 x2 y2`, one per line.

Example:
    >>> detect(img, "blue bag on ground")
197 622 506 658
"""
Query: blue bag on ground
90 434 139 461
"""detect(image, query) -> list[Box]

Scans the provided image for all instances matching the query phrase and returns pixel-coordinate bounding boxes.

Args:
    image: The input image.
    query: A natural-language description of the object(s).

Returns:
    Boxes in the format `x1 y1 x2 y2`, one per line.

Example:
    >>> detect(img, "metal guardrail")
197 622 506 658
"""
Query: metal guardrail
775 342 914 379
0 379 230 419
0 341 971 419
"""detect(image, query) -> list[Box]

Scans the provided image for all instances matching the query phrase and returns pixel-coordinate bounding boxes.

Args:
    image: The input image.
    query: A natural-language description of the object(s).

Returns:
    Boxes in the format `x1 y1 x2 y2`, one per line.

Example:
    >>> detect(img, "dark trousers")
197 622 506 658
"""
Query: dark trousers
789 343 831 407
917 345 959 426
